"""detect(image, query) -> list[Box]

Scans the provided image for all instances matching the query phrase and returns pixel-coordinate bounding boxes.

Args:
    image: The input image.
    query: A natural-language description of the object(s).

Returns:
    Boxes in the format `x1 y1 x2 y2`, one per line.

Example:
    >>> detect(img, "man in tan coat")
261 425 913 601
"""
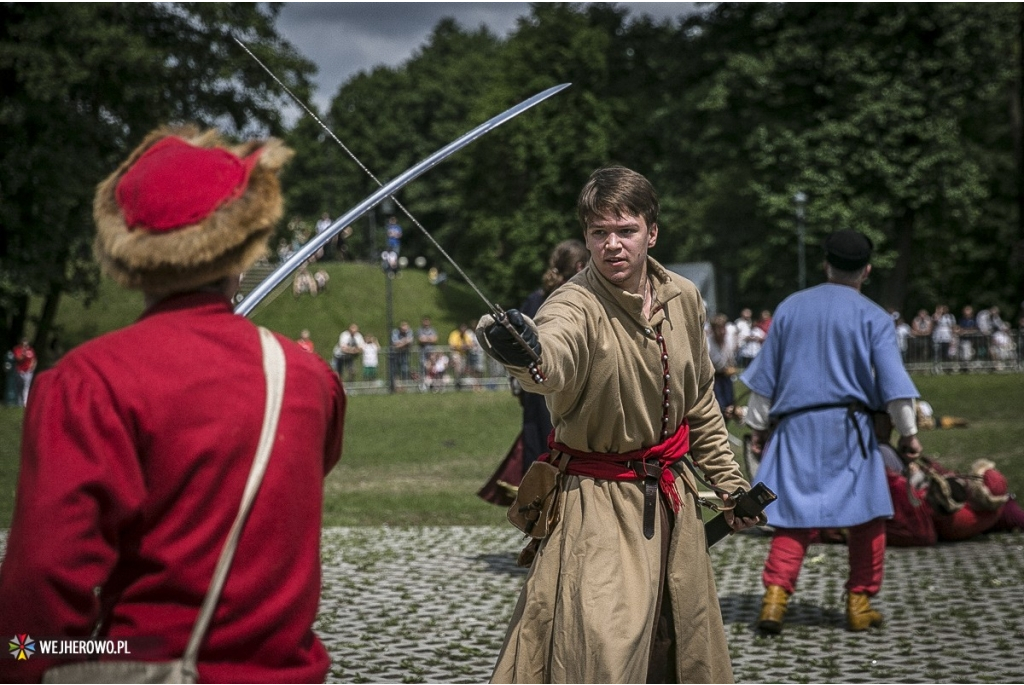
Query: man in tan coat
479 166 758 683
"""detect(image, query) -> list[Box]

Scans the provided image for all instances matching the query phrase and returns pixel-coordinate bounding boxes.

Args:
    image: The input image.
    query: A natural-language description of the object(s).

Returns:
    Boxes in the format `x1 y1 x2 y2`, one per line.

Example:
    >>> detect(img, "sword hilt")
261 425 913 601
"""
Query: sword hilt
494 307 546 383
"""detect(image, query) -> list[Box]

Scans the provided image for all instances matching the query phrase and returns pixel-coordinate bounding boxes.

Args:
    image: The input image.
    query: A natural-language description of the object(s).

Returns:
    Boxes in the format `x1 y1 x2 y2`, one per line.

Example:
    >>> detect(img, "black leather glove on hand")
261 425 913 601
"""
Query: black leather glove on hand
484 309 541 367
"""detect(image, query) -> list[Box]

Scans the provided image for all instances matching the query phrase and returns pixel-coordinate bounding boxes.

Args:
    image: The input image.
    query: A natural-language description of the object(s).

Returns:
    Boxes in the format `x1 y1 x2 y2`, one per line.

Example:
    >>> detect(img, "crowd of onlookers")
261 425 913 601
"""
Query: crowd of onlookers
894 304 1019 364
299 299 1021 398
293 316 491 392
709 302 1022 371
704 302 1022 419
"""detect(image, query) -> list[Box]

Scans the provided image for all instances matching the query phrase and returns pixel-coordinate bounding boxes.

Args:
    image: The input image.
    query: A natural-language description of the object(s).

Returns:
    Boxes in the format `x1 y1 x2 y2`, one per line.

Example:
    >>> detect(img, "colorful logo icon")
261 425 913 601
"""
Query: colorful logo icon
9 634 34 660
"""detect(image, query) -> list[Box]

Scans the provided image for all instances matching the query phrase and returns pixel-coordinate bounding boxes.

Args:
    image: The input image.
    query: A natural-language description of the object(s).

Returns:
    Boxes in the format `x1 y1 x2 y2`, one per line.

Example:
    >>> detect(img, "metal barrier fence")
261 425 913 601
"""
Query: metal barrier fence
902 329 1022 374
339 330 1023 395
337 345 513 395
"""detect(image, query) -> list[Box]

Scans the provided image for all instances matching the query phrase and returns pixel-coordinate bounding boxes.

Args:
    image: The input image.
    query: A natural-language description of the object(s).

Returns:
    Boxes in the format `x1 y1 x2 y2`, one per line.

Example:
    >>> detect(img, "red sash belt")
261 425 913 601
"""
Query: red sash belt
544 422 691 513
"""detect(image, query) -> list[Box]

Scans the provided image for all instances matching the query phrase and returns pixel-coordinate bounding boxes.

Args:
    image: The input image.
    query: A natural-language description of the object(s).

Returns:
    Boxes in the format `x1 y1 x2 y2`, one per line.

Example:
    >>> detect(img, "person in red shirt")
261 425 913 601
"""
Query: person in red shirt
297 328 316 353
0 125 345 683
11 336 36 406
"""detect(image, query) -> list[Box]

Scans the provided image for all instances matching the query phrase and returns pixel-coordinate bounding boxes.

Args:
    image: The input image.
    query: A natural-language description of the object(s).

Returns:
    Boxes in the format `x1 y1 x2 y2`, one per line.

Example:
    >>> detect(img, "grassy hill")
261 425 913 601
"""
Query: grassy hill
44 261 492 364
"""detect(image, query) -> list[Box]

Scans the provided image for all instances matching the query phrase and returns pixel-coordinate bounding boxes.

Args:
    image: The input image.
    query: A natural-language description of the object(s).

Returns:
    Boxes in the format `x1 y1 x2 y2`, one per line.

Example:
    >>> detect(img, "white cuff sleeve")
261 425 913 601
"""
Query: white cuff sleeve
887 398 918 437
744 392 772 431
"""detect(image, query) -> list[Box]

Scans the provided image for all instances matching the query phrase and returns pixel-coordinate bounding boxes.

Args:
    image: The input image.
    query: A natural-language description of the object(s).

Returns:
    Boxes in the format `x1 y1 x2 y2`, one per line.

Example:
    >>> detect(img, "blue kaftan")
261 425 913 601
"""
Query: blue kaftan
740 284 919 528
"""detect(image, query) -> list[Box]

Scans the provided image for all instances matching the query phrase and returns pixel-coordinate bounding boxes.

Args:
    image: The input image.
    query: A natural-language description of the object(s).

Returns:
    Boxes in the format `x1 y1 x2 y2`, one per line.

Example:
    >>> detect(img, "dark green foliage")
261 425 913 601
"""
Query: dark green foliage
0 2 313 358
285 3 1024 318
6 3 1024 370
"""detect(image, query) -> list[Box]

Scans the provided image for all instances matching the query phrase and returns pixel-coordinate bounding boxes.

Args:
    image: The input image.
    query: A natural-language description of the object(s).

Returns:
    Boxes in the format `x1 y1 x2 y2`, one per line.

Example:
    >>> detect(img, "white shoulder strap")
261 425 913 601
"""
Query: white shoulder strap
180 326 286 676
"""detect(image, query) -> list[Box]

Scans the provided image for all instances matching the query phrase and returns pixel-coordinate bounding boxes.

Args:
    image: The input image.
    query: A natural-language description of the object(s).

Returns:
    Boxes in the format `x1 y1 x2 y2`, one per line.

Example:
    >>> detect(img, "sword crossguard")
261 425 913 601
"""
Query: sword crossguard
493 308 544 381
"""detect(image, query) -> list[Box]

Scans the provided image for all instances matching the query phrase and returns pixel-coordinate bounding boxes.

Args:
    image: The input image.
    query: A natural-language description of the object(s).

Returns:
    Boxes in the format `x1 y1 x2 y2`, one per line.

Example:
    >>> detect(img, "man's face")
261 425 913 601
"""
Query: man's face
584 212 657 292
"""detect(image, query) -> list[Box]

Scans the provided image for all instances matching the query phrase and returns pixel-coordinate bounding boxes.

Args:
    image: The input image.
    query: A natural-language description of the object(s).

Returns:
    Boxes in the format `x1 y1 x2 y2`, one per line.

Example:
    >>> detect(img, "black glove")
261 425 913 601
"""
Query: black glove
484 309 541 367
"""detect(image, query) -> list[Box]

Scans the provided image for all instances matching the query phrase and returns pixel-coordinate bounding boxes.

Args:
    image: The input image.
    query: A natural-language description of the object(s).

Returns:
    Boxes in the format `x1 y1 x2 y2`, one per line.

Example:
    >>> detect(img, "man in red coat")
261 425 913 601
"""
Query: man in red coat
0 125 345 683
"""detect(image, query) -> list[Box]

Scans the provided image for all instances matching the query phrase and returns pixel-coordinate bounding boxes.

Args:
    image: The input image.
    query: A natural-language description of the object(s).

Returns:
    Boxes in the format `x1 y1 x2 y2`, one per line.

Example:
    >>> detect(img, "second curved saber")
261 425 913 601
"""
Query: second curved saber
234 82 571 317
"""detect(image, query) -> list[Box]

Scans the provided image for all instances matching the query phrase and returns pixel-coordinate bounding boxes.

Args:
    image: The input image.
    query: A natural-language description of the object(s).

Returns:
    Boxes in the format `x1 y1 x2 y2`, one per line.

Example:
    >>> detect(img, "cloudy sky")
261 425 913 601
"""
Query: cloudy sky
276 2 699 112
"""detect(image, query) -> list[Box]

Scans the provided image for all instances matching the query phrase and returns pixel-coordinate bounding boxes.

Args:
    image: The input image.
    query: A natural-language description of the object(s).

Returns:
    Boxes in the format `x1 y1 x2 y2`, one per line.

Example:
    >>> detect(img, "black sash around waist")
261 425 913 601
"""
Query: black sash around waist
770 401 881 459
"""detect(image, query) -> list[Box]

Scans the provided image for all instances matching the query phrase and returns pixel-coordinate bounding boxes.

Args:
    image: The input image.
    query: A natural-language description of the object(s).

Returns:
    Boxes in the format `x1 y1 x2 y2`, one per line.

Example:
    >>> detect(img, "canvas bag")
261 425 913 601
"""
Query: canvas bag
507 455 569 539
43 327 286 684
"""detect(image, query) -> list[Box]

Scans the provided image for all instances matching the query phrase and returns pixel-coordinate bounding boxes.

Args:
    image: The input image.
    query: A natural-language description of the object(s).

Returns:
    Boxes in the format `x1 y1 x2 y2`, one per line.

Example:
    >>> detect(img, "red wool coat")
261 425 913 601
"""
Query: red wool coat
0 292 345 683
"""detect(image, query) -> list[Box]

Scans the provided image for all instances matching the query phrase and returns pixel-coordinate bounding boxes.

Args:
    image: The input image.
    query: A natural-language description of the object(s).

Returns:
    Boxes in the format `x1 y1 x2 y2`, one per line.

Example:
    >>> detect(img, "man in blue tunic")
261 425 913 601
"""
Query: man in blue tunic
741 229 922 633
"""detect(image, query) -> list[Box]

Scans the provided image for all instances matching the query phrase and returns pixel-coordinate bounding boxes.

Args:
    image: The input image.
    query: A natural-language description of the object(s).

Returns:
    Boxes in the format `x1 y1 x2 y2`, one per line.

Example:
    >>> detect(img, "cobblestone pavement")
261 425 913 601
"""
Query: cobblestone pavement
316 527 1024 684
3 528 1022 683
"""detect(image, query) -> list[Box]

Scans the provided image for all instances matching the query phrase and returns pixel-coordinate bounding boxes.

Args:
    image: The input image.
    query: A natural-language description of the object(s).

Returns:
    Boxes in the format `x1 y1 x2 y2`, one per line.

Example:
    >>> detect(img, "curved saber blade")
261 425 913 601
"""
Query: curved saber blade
235 82 571 317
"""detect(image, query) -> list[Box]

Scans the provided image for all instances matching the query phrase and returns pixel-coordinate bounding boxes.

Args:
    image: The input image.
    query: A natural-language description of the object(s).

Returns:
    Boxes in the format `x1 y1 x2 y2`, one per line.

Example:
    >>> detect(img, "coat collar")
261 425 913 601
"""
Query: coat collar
582 257 682 328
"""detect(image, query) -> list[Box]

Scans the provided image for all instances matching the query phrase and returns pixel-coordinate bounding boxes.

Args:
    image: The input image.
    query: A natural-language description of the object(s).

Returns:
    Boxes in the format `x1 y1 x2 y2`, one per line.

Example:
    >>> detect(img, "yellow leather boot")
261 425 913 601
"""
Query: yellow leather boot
847 592 883 631
757 585 789 634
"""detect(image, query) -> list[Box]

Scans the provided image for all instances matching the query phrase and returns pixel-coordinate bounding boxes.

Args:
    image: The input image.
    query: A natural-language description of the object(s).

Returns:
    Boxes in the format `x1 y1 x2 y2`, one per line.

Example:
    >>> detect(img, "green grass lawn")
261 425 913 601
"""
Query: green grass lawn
322 390 520 526
2 373 1021 528
0 391 522 528
729 372 1024 485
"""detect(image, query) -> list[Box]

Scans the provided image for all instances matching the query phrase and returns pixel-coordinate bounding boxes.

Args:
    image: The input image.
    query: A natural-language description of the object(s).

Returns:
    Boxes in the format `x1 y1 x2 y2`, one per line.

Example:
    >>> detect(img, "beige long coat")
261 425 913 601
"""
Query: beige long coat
485 258 749 684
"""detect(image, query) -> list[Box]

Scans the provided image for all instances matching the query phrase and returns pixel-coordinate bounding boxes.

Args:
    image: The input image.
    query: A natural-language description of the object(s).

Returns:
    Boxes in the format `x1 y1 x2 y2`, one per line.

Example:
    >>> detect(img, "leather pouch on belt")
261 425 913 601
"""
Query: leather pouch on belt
507 459 564 539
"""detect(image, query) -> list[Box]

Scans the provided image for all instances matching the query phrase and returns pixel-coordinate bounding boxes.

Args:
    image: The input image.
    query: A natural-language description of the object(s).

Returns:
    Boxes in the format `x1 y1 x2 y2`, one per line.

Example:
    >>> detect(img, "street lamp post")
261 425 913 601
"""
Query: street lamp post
380 196 397 394
794 191 808 290
384 267 395 394
367 207 377 262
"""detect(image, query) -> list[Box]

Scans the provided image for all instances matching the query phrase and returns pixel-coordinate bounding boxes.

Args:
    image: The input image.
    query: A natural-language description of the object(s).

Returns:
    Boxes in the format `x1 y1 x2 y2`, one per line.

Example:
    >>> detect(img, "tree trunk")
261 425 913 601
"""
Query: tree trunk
1015 4 1024 294
34 282 64 370
1 293 29 353
882 209 915 314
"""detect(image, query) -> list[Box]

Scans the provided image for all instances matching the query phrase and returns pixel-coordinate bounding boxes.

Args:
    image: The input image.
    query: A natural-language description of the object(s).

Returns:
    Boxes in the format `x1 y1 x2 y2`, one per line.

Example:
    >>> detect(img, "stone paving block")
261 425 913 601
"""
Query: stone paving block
3 527 1022 683
314 526 1024 684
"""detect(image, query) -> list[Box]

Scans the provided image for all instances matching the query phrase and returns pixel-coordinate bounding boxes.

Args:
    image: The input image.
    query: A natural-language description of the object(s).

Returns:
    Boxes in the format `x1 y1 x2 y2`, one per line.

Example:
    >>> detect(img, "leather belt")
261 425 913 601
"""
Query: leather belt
638 460 662 540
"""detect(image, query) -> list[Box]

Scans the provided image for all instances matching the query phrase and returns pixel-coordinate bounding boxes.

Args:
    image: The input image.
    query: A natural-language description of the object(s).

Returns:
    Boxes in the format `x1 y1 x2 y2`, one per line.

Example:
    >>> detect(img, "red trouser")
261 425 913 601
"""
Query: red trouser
763 518 886 595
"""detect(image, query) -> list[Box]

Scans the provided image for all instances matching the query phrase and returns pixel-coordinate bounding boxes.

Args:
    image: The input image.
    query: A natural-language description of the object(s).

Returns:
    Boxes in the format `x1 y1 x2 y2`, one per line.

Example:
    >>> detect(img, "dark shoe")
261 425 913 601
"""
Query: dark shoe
757 585 789 634
847 592 883 631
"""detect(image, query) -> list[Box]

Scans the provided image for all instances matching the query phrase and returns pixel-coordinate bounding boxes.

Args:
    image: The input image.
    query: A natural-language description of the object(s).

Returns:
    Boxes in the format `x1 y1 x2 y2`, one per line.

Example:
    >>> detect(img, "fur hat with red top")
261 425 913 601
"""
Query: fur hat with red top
94 124 293 295
966 459 1010 511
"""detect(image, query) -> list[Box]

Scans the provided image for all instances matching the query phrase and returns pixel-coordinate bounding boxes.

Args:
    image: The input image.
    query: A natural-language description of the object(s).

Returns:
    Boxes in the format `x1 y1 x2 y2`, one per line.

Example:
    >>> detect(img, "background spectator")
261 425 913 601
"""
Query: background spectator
337 324 365 382
448 323 472 388
297 329 315 353
385 216 403 254
293 264 319 296
707 313 738 420
755 308 773 336
12 336 36 407
895 315 911 361
417 316 438 386
932 305 955 360
315 211 336 260
361 335 380 381
391 321 414 381
911 309 933 337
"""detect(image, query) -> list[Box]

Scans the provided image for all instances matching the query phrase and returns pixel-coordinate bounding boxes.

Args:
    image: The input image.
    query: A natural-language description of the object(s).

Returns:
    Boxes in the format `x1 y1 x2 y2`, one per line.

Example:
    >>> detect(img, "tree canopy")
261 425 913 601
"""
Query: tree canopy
5 2 1023 364
0 2 313 357
292 3 1022 318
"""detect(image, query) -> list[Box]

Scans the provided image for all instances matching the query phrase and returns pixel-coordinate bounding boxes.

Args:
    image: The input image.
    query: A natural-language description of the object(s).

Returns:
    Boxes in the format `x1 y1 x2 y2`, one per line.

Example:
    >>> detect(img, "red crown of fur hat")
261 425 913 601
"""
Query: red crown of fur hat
116 135 263 231
94 125 293 295
967 459 1010 511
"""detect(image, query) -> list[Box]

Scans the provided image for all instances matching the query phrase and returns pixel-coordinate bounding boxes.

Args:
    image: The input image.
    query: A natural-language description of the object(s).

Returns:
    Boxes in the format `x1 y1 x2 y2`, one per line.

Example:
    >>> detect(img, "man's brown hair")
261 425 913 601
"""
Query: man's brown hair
576 166 659 231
